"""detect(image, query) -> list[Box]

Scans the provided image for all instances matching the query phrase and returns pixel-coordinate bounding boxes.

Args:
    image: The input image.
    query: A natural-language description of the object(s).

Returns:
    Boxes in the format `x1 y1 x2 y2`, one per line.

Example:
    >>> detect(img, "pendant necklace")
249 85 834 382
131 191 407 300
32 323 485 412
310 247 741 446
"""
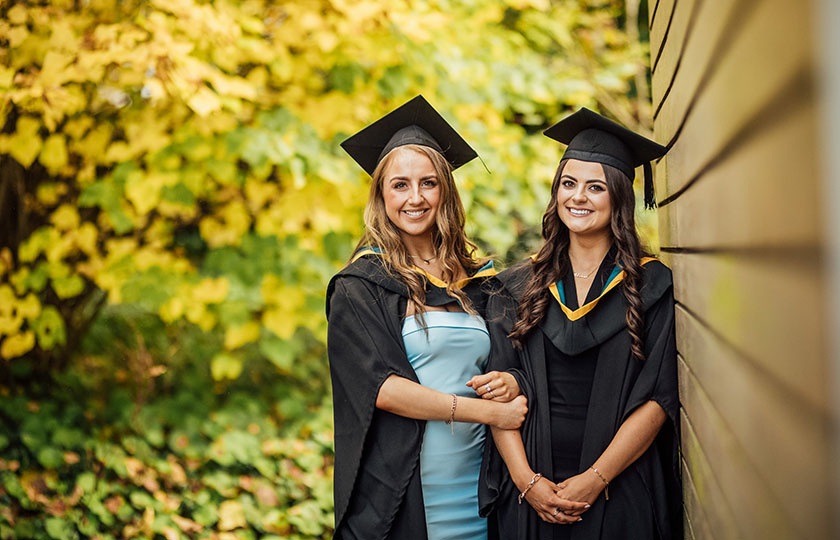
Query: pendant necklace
410 254 438 265
572 265 599 279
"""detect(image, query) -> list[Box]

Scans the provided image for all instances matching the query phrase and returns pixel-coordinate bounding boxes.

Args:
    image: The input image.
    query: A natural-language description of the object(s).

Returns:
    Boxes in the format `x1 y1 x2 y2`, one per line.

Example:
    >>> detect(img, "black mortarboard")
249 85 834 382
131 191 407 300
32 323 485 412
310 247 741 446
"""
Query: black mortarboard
340 95 478 176
543 108 667 209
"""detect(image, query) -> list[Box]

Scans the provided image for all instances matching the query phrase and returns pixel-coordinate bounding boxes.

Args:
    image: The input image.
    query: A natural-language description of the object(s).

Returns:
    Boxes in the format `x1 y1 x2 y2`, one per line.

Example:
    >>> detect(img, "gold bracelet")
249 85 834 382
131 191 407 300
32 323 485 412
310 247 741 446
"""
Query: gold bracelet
517 472 542 505
444 394 457 434
589 466 609 500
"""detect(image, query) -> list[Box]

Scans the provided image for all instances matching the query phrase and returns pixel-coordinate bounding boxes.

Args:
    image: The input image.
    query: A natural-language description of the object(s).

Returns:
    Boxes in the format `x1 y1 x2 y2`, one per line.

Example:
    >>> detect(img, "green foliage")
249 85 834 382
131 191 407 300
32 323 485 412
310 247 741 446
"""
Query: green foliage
0 0 654 537
0 352 334 539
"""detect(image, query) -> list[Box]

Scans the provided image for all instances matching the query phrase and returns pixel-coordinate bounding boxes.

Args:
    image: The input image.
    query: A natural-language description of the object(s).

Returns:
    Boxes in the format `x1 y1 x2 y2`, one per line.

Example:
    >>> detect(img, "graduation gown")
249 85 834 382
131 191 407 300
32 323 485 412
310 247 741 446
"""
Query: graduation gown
326 248 498 540
479 256 682 540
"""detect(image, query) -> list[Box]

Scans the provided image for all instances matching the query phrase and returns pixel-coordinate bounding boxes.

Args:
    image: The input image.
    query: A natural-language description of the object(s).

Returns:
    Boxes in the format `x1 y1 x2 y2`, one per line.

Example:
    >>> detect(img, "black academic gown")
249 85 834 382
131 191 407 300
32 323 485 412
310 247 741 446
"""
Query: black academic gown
326 249 498 540
479 256 682 540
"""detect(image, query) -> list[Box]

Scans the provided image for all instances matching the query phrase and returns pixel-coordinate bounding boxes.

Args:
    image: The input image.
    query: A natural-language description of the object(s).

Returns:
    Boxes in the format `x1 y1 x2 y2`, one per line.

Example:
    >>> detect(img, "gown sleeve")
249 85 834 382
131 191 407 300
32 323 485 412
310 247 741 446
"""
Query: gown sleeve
479 286 528 522
621 288 679 429
620 285 683 540
622 286 682 535
326 277 414 528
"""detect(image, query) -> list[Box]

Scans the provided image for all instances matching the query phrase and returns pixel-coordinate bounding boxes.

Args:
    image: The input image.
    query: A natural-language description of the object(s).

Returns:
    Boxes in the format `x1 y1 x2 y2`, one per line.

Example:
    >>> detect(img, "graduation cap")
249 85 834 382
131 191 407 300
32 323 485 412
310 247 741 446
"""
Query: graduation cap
543 108 667 209
341 95 478 176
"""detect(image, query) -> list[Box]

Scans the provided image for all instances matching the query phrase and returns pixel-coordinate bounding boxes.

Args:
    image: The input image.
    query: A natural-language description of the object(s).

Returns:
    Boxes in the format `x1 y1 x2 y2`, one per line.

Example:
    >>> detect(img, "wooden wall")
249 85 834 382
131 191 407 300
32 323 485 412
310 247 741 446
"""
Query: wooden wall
647 0 835 537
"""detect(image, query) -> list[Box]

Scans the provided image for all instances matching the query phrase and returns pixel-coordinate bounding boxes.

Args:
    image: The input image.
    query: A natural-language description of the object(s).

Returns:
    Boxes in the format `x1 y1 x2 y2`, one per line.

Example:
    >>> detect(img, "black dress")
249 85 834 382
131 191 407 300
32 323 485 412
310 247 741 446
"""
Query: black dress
479 250 682 540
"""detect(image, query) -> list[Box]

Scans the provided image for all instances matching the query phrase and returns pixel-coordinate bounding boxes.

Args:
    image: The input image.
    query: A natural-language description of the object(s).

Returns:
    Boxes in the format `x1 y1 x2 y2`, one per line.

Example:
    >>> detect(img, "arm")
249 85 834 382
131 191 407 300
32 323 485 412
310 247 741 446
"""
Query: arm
490 427 588 523
377 374 527 429
558 281 678 511
556 400 666 511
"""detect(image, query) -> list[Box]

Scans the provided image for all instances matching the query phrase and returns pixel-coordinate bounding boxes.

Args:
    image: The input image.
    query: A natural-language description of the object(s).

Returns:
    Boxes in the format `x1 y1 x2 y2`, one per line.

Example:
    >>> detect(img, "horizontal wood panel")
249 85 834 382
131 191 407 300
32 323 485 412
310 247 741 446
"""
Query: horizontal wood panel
679 359 800 539
650 0 676 71
651 0 695 106
678 402 743 540
680 455 713 540
654 0 813 200
651 0 742 130
661 251 827 411
657 99 821 249
677 307 832 534
649 0 665 28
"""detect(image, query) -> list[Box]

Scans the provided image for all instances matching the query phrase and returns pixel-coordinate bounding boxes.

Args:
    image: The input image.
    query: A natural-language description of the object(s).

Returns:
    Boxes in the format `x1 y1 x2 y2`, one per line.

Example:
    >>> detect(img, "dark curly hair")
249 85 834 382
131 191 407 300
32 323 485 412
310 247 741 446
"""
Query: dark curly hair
508 159 648 361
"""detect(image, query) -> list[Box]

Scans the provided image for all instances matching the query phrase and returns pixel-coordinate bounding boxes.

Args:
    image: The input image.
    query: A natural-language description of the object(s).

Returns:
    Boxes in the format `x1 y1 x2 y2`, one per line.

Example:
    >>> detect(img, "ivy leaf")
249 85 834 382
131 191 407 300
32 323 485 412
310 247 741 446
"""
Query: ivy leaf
39 134 69 174
7 117 42 167
1 330 35 359
44 517 76 540
287 500 326 536
210 352 243 381
51 274 85 300
33 306 66 350
258 335 296 371
36 446 64 468
218 500 247 531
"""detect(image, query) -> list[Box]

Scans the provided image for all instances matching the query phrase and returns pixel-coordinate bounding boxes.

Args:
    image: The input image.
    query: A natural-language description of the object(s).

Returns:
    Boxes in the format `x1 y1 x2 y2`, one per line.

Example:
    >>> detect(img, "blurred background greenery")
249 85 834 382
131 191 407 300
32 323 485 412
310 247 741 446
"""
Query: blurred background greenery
0 0 655 538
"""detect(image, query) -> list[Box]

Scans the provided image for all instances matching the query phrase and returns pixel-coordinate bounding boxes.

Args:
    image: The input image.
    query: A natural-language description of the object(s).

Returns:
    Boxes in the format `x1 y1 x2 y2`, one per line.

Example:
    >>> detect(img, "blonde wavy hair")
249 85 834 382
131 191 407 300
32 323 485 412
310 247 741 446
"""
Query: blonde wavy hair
353 144 487 317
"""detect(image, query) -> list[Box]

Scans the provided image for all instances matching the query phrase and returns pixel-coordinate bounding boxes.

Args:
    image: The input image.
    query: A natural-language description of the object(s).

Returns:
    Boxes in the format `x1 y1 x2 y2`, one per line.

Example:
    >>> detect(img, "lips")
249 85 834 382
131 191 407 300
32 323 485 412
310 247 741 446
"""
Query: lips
568 207 593 216
403 209 428 217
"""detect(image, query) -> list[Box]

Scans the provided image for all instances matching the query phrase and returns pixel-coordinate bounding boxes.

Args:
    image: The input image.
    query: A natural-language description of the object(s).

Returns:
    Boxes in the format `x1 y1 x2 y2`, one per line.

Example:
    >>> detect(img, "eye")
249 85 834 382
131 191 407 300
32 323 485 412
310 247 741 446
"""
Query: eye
561 180 576 189
588 184 606 192
392 181 407 189
421 179 437 188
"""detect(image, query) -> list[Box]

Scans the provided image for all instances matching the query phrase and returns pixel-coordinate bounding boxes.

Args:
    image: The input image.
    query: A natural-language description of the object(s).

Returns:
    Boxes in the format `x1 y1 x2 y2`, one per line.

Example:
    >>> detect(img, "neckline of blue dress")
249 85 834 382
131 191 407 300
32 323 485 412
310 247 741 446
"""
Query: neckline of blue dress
402 312 488 336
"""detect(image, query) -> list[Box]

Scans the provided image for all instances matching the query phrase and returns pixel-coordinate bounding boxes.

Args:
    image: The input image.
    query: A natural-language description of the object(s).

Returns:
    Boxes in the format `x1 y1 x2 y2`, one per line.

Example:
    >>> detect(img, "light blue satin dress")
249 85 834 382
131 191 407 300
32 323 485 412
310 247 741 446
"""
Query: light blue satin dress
402 311 490 540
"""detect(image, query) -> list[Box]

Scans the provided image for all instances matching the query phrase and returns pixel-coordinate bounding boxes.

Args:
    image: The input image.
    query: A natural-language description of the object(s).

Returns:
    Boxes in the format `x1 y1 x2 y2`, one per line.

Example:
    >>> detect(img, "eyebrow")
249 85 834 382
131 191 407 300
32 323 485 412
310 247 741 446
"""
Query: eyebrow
389 174 438 182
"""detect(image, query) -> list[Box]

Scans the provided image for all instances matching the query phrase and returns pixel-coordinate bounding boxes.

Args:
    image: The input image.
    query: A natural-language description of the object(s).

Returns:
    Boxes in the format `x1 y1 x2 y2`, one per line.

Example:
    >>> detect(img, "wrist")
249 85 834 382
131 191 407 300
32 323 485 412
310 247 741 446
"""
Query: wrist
517 472 542 504
513 468 537 492
489 400 504 427
588 466 610 500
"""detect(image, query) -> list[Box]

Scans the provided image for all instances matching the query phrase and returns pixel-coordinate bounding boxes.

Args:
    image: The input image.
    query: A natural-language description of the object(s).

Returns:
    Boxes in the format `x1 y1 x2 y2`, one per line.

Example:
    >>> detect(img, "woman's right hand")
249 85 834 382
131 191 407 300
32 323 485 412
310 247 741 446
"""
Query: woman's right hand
466 370 520 402
493 395 527 429
522 476 588 524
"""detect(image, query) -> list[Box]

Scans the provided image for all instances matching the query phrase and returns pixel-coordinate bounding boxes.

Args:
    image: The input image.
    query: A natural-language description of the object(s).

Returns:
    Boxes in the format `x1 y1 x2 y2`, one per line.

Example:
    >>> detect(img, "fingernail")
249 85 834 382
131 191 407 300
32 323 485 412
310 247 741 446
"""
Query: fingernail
578 518 583 522
584 504 590 508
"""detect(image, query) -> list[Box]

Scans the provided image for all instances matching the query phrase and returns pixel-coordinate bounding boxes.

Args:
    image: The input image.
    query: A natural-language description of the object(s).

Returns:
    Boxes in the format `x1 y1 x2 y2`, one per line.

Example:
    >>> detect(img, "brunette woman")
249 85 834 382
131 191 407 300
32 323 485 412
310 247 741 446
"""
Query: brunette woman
481 108 681 540
326 96 528 540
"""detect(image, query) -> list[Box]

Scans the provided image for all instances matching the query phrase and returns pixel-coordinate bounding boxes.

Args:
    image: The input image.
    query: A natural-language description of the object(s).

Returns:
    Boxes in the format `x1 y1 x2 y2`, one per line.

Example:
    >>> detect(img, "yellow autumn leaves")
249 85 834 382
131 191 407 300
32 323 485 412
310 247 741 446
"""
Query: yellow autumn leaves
1 0 649 374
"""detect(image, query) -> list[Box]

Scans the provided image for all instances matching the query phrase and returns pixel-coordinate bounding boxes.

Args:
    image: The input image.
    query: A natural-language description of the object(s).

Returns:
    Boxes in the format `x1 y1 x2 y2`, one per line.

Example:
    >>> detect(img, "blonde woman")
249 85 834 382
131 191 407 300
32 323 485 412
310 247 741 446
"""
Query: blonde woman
326 96 534 540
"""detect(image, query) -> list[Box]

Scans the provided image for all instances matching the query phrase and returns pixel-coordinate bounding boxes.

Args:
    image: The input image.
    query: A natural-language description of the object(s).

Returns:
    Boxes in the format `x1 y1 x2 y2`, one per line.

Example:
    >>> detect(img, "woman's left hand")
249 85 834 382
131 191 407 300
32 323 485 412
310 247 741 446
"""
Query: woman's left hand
554 469 606 516
466 371 520 402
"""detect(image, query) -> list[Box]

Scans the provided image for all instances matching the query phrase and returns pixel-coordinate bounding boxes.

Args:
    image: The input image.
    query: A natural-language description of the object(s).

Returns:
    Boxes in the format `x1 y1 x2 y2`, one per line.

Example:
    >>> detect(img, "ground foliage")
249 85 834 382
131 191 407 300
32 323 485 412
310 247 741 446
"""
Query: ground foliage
0 0 652 537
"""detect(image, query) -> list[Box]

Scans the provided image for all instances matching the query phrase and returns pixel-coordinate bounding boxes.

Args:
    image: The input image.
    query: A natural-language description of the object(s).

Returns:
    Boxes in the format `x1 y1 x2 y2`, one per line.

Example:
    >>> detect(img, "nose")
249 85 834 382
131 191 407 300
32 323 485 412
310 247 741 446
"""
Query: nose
572 184 588 203
408 184 423 204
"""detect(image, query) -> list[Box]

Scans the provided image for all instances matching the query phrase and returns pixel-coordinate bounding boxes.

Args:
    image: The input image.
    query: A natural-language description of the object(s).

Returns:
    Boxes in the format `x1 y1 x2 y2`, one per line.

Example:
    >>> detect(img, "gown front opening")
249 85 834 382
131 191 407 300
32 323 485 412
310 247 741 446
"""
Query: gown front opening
402 311 490 540
548 249 656 539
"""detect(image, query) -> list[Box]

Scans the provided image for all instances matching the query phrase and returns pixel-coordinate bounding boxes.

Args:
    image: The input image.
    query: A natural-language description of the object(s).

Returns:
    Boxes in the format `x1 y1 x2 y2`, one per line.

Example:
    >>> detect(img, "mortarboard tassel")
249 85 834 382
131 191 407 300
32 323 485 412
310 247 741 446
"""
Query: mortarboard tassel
643 161 656 210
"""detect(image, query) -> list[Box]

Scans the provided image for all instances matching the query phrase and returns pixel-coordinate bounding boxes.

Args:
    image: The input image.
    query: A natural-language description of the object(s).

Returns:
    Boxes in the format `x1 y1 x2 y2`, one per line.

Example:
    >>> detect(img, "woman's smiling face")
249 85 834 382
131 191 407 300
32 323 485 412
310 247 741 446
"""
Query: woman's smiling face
382 147 441 240
556 159 613 237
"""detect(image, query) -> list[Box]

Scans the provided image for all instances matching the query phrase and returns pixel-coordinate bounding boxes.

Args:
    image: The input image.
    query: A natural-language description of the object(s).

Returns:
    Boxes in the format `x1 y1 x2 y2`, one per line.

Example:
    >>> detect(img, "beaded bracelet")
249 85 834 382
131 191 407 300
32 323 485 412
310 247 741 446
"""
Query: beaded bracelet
444 394 457 435
589 466 610 500
517 472 542 504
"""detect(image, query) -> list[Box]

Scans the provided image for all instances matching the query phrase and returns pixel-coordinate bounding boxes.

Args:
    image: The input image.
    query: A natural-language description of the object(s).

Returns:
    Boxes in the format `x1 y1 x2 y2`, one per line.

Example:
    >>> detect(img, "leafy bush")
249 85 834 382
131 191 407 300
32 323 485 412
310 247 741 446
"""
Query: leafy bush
1 326 334 539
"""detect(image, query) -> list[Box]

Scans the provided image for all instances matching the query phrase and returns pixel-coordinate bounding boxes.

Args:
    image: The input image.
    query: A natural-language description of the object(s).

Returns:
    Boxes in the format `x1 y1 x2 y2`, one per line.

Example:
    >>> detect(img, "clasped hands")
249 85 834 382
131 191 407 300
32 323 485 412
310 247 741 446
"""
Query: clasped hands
466 372 605 523
522 469 606 524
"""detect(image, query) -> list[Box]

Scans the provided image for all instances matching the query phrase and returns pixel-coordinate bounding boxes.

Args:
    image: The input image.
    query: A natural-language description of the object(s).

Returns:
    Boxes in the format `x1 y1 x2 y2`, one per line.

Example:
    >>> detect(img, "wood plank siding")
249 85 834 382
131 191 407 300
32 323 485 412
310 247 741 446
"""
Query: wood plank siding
647 0 835 537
